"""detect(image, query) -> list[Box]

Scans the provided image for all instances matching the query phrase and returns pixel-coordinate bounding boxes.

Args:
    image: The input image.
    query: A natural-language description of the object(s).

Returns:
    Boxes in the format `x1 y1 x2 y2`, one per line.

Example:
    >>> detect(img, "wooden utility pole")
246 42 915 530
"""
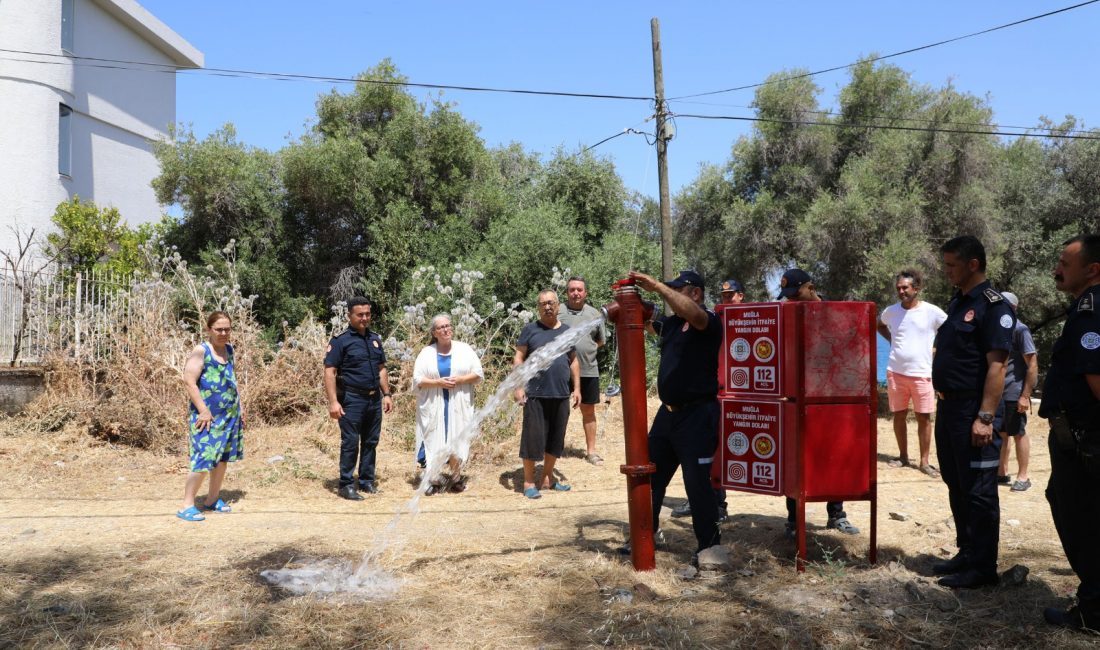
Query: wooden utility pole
650 18 673 283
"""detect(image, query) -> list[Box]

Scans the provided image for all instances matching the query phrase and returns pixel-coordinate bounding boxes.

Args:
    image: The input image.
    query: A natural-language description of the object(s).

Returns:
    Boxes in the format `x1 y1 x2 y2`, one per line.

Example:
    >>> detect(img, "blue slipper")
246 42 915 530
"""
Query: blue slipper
176 506 205 521
523 487 542 499
200 498 231 513
546 482 571 492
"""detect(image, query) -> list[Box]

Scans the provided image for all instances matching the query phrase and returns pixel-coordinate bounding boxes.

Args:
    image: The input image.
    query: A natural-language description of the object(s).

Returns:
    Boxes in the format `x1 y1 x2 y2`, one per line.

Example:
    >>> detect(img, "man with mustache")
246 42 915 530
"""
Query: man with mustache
1039 235 1100 631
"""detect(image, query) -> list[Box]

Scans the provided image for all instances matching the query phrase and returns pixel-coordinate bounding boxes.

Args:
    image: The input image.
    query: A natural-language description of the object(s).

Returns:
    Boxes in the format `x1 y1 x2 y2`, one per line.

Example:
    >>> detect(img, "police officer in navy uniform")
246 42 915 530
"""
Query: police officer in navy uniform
671 278 744 522
628 269 723 559
324 296 394 500
1039 234 1100 631
930 236 1014 589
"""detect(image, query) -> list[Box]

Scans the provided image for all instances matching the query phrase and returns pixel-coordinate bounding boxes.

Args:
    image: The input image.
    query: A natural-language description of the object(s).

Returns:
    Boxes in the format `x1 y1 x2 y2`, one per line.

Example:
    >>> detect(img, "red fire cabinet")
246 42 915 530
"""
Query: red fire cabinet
715 301 878 570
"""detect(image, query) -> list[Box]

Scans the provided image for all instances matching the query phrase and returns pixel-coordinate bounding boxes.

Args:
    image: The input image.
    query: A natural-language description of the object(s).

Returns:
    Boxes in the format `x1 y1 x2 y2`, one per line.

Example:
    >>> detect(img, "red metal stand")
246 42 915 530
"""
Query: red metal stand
601 279 656 571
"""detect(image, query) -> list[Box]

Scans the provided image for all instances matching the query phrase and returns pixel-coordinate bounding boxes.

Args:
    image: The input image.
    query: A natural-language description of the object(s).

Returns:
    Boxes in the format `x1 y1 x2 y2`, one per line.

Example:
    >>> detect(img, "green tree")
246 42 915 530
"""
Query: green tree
675 61 1001 304
282 60 500 314
46 197 154 279
537 148 629 246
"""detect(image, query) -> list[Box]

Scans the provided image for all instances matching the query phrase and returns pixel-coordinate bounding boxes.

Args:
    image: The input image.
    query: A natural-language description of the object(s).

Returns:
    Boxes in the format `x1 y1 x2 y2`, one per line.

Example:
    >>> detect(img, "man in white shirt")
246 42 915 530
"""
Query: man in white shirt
877 269 948 477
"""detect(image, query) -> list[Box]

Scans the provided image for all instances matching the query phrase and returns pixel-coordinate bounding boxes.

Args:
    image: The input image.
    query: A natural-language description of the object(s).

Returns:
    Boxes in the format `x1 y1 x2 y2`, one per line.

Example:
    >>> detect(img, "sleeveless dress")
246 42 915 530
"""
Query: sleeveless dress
188 342 244 472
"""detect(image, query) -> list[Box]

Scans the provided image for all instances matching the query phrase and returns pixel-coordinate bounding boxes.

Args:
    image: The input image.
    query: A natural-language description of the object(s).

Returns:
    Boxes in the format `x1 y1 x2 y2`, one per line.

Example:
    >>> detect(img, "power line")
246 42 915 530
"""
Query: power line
0 47 653 103
672 112 1100 141
668 98 1094 135
670 0 1100 100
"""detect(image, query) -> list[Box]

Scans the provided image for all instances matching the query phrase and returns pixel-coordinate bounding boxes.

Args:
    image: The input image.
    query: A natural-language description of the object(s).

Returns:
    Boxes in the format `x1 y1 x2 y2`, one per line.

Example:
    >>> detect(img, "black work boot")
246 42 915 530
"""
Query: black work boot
1044 599 1100 632
931 552 968 575
338 485 364 501
938 569 998 589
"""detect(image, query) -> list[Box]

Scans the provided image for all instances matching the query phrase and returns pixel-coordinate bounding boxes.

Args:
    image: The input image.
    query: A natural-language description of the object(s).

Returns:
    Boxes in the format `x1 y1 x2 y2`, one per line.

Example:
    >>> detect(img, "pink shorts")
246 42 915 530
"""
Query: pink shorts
886 370 935 414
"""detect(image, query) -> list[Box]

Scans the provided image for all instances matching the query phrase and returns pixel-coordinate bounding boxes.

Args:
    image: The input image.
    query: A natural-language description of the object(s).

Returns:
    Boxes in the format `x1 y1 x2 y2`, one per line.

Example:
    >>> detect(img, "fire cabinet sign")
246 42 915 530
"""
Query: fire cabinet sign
723 303 782 397
720 399 782 496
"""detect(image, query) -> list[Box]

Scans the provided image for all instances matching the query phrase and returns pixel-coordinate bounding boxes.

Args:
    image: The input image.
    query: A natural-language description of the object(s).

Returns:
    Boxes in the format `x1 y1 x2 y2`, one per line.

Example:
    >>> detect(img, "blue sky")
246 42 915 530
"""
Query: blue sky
141 1 1100 199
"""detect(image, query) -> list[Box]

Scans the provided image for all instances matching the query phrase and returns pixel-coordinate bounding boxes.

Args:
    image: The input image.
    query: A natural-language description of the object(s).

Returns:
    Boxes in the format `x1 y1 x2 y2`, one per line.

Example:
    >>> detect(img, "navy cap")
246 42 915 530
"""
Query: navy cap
720 279 744 294
665 270 705 289
776 268 812 299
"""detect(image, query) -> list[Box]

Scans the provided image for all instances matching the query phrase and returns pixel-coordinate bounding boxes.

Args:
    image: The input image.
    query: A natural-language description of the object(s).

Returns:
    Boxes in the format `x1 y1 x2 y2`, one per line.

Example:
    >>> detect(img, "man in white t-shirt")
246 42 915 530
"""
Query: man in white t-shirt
877 269 948 477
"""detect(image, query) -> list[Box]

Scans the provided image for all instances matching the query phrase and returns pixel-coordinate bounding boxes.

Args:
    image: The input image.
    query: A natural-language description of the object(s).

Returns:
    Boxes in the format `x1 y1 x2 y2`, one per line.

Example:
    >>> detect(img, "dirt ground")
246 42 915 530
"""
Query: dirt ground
1 397 1096 649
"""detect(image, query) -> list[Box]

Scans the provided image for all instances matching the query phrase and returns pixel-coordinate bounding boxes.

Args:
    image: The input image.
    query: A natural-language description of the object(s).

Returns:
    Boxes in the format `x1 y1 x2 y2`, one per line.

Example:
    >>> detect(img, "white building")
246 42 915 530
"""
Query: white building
0 0 202 257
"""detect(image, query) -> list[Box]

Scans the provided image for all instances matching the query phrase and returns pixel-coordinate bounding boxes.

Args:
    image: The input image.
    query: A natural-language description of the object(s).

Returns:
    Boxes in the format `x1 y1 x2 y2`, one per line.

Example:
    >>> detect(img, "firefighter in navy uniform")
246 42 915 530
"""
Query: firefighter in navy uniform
626 270 723 559
324 296 394 500
930 236 1014 589
1039 235 1100 631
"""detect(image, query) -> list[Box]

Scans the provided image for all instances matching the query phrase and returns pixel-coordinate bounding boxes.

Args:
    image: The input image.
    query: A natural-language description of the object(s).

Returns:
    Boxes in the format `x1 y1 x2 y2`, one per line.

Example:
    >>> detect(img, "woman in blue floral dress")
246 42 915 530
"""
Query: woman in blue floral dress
177 311 244 521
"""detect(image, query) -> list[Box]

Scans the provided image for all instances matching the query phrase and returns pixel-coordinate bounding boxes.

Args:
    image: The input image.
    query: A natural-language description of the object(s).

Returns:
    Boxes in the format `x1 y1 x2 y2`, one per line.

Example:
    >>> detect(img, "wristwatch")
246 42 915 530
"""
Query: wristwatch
977 411 995 425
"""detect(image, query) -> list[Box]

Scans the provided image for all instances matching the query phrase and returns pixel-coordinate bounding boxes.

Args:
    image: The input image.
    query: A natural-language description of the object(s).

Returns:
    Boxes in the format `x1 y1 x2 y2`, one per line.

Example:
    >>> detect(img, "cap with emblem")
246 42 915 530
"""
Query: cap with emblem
776 268 812 300
665 270 705 289
1001 291 1019 309
720 279 744 294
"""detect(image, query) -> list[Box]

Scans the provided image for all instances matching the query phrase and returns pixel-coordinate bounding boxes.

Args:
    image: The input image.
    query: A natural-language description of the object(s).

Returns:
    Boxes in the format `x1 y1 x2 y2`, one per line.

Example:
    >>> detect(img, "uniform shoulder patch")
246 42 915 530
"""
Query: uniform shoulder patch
983 288 1003 303
1080 293 1094 313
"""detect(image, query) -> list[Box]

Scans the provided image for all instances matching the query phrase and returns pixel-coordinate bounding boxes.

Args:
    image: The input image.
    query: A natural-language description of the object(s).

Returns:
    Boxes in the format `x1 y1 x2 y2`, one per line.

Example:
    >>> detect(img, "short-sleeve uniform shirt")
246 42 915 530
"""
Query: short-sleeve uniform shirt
1039 284 1100 425
932 281 1015 393
517 321 574 398
324 327 387 391
656 308 722 407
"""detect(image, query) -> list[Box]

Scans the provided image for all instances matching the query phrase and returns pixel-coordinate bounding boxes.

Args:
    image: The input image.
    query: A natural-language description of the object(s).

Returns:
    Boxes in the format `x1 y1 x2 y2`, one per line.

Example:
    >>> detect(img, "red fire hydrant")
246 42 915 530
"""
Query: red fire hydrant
601 278 657 571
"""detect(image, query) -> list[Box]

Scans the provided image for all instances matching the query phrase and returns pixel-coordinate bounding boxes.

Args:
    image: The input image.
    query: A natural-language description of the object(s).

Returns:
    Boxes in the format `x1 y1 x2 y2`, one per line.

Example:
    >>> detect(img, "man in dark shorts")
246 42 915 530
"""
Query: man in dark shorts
514 289 581 499
995 291 1037 492
557 276 608 465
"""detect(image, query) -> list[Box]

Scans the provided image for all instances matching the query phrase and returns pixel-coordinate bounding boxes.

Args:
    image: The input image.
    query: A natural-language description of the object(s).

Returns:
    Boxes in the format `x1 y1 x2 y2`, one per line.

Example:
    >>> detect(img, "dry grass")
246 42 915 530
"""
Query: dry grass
1 401 1097 649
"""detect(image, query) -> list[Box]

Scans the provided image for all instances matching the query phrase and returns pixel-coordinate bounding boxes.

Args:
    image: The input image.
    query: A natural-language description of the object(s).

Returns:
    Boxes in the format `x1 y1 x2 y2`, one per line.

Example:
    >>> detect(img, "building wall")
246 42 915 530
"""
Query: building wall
0 0 72 254
0 0 200 258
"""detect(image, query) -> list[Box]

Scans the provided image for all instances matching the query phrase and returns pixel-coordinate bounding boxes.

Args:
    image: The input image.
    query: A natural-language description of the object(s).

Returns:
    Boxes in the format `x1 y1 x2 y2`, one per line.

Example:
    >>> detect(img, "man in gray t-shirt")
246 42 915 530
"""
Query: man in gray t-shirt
996 292 1038 492
558 276 608 465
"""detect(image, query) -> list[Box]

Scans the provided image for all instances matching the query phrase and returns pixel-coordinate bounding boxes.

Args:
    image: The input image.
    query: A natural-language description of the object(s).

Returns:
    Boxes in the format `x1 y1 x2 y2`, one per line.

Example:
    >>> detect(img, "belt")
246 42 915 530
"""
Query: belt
935 390 980 401
662 397 713 413
346 386 380 399
1049 412 1100 446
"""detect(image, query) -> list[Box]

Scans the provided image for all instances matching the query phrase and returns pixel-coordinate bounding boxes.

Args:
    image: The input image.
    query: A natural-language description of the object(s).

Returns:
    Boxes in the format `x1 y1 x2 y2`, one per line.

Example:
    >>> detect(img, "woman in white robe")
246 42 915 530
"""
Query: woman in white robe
413 314 483 494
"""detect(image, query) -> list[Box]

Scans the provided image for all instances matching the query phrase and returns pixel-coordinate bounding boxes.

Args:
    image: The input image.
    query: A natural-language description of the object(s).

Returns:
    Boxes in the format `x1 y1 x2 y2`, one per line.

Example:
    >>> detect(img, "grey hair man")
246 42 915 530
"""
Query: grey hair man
994 292 1037 492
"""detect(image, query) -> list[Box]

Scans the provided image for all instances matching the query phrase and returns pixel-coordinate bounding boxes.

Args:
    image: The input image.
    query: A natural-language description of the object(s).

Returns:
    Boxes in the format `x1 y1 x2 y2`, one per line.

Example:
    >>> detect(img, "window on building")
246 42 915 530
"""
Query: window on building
59 104 72 177
61 0 74 53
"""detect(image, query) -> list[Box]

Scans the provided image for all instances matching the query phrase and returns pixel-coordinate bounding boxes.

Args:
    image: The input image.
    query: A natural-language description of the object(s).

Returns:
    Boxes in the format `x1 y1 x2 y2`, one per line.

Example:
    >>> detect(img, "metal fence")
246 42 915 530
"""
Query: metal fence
0 267 131 365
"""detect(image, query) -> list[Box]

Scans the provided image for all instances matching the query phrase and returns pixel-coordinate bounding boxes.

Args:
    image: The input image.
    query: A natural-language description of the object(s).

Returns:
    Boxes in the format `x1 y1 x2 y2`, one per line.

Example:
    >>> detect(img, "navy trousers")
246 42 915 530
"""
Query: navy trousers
935 398 1001 576
1046 431 1100 601
338 391 382 489
649 400 721 552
